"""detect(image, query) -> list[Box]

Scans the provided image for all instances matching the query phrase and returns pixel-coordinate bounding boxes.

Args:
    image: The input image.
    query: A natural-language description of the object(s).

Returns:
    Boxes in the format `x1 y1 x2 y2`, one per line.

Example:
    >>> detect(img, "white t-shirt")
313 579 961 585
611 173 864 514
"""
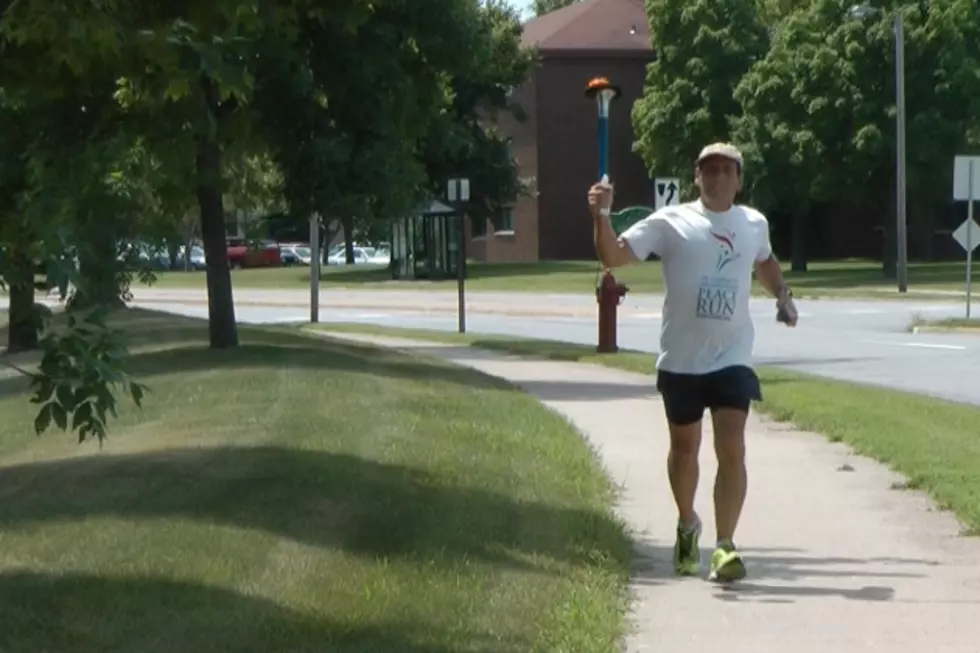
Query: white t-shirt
620 200 773 375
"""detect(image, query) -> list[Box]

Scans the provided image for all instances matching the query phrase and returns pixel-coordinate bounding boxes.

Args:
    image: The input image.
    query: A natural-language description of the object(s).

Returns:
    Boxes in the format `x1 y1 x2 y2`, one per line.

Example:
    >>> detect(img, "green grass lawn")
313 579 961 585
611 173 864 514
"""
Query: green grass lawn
141 259 968 298
0 309 631 652
910 315 980 332
308 323 980 535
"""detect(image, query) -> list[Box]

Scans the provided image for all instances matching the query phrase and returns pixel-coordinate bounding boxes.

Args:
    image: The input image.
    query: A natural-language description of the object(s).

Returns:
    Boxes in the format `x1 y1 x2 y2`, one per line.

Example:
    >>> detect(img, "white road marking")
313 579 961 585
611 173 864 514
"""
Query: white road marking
844 308 883 315
860 339 966 351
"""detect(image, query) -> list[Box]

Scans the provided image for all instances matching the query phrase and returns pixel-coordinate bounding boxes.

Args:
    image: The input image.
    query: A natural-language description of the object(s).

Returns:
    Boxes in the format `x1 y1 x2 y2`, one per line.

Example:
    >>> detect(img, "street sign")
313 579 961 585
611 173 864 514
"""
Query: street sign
448 178 470 202
952 156 978 318
952 218 979 253
953 156 980 201
447 177 470 333
654 177 680 210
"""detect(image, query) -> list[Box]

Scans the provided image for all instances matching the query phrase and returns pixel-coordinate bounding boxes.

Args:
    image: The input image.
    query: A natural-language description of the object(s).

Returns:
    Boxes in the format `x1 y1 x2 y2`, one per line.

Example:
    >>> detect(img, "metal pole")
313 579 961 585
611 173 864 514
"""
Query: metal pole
309 214 320 323
895 9 908 292
967 160 974 319
457 209 466 333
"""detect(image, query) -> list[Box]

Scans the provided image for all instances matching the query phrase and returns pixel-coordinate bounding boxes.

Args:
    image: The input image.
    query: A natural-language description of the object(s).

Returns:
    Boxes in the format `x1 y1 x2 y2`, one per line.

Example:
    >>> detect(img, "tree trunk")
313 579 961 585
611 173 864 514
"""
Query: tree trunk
790 209 807 272
196 77 238 349
6 248 38 353
343 215 355 264
70 217 126 310
320 219 340 264
168 242 181 270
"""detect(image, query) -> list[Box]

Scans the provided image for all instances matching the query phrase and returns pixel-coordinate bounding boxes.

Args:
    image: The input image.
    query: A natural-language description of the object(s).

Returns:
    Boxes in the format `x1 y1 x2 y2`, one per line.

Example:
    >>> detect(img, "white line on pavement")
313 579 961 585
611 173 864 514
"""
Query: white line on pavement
844 309 884 315
860 339 966 351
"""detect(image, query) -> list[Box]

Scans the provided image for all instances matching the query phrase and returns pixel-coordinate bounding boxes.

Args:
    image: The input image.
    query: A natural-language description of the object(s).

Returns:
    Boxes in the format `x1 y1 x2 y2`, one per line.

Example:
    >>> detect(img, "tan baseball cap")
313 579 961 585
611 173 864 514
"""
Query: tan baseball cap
696 142 744 168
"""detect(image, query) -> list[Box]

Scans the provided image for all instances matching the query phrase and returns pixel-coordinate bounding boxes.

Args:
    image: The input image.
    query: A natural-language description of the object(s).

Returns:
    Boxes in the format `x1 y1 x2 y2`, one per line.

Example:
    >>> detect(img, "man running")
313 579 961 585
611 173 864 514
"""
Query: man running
587 142 798 582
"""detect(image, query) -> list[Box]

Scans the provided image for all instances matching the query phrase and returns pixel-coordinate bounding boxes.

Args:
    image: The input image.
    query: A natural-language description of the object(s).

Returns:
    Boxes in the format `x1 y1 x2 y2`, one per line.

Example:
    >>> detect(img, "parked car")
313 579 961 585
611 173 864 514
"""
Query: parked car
178 244 207 270
324 242 391 266
227 237 281 268
280 243 312 266
369 247 391 266
327 247 373 265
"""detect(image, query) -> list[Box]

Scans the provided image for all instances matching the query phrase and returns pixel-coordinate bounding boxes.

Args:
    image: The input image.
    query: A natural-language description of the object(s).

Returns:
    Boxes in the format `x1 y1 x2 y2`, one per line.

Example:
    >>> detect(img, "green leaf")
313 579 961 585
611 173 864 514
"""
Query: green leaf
51 402 68 431
34 403 53 436
72 401 93 432
56 383 76 412
130 382 146 406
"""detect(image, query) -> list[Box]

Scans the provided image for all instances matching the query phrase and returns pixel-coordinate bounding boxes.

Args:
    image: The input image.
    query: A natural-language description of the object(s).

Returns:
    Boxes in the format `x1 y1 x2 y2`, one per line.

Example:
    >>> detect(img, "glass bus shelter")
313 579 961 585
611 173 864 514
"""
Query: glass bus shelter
390 200 464 280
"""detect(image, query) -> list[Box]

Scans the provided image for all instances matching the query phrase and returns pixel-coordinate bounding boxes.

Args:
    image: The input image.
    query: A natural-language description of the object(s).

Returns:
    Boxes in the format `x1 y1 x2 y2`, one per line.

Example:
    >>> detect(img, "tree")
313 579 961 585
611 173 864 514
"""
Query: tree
255 0 522 260
731 5 858 271
0 88 41 353
756 0 817 26
420 0 537 224
0 0 152 441
734 0 980 272
631 0 769 188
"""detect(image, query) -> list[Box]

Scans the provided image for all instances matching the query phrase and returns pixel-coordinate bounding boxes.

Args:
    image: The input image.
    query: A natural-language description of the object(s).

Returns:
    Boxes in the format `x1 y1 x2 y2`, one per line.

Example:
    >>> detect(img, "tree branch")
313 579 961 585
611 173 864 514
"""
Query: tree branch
2 356 36 378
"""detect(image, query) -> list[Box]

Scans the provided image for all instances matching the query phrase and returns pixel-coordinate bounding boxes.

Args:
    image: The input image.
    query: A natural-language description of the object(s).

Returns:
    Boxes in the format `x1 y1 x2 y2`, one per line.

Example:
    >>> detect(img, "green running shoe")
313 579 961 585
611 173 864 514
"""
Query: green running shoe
672 518 702 576
709 542 746 583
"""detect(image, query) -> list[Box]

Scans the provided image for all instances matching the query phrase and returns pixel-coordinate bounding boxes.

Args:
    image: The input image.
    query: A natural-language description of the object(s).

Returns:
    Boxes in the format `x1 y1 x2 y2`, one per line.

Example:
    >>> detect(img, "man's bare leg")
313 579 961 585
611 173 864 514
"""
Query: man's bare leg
668 420 702 526
668 420 703 575
711 408 748 542
709 407 749 581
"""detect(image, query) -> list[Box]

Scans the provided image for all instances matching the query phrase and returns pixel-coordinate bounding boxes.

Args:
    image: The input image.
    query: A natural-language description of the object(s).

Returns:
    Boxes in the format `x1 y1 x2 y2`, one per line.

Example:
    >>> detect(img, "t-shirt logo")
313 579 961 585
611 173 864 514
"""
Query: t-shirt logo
696 277 737 321
710 229 740 272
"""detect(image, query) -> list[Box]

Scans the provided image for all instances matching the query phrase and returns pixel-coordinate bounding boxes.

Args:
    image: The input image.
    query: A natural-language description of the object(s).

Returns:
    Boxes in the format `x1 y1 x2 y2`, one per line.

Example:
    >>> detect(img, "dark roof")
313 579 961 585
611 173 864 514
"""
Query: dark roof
521 0 651 53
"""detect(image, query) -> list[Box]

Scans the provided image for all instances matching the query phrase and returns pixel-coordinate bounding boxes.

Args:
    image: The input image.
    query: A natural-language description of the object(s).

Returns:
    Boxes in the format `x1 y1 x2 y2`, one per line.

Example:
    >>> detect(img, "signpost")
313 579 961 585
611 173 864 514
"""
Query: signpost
654 177 680 210
309 214 321 323
952 156 980 318
448 178 470 333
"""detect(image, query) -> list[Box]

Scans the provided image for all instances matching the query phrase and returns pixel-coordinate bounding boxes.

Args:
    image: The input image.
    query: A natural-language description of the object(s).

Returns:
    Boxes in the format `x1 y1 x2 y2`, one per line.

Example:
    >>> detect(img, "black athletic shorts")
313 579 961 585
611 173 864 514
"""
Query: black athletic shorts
655 365 762 426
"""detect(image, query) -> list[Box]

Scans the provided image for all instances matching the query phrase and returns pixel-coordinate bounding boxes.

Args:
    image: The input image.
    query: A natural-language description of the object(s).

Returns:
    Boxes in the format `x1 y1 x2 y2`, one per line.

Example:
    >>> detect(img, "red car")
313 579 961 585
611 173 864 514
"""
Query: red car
226 237 282 268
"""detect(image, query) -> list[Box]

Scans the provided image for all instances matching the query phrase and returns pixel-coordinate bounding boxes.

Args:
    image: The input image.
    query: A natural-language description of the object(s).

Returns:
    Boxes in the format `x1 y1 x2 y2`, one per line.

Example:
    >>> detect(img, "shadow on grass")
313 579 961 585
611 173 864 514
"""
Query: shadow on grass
0 570 524 652
319 265 394 285
0 310 515 399
0 446 631 576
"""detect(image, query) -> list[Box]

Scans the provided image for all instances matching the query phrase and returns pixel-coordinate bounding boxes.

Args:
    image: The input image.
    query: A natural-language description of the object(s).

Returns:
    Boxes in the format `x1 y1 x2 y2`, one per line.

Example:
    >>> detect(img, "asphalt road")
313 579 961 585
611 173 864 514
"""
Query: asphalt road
127 287 980 407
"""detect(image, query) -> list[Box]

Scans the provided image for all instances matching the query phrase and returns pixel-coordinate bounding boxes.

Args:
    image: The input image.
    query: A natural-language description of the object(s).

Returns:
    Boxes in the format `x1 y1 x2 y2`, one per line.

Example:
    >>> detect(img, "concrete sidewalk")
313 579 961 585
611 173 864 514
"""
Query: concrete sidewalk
126 286 649 319
329 333 980 653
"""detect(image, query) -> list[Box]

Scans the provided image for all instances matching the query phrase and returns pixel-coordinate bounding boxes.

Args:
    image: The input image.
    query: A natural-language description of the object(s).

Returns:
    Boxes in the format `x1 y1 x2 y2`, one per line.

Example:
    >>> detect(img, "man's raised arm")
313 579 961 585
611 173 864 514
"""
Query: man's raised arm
588 180 643 268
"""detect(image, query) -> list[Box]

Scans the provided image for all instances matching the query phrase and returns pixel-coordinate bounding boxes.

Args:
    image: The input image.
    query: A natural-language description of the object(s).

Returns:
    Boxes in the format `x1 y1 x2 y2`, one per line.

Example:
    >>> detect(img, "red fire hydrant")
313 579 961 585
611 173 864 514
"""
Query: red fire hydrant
596 269 629 353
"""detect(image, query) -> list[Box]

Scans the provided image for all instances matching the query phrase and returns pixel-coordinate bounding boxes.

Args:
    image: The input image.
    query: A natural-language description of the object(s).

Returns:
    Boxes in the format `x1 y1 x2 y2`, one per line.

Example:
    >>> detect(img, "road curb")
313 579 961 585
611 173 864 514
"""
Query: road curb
124 295 620 319
912 325 980 335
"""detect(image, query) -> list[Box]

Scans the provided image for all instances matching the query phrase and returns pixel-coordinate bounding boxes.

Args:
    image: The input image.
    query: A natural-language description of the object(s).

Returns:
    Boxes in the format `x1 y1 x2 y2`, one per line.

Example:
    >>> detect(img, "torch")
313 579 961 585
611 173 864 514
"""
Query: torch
585 77 626 354
584 76 622 181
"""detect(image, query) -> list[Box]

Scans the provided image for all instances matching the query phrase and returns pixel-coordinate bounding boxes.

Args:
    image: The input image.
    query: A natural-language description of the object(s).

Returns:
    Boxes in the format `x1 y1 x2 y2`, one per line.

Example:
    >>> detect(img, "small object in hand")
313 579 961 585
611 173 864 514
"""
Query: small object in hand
775 287 796 325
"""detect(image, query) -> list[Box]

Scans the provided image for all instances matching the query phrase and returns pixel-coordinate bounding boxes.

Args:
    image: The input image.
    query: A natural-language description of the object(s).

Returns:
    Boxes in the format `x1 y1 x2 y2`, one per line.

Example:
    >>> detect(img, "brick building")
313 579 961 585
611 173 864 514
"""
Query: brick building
469 0 654 262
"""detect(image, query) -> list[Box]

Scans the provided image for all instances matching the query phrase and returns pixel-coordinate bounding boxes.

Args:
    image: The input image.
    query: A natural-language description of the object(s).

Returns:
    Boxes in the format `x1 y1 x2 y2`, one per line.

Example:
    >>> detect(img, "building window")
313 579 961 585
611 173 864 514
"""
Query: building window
492 207 514 233
470 215 488 238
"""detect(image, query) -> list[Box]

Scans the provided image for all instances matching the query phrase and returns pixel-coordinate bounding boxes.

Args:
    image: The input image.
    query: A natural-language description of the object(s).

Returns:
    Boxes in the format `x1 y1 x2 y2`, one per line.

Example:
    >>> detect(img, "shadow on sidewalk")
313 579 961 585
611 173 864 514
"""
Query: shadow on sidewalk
404 344 660 402
627 540 942 603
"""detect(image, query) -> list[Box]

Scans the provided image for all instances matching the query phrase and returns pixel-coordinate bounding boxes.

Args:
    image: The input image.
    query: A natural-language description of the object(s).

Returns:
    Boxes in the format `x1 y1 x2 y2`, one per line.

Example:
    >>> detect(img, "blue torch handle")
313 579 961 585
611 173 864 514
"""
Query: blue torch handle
597 114 609 179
